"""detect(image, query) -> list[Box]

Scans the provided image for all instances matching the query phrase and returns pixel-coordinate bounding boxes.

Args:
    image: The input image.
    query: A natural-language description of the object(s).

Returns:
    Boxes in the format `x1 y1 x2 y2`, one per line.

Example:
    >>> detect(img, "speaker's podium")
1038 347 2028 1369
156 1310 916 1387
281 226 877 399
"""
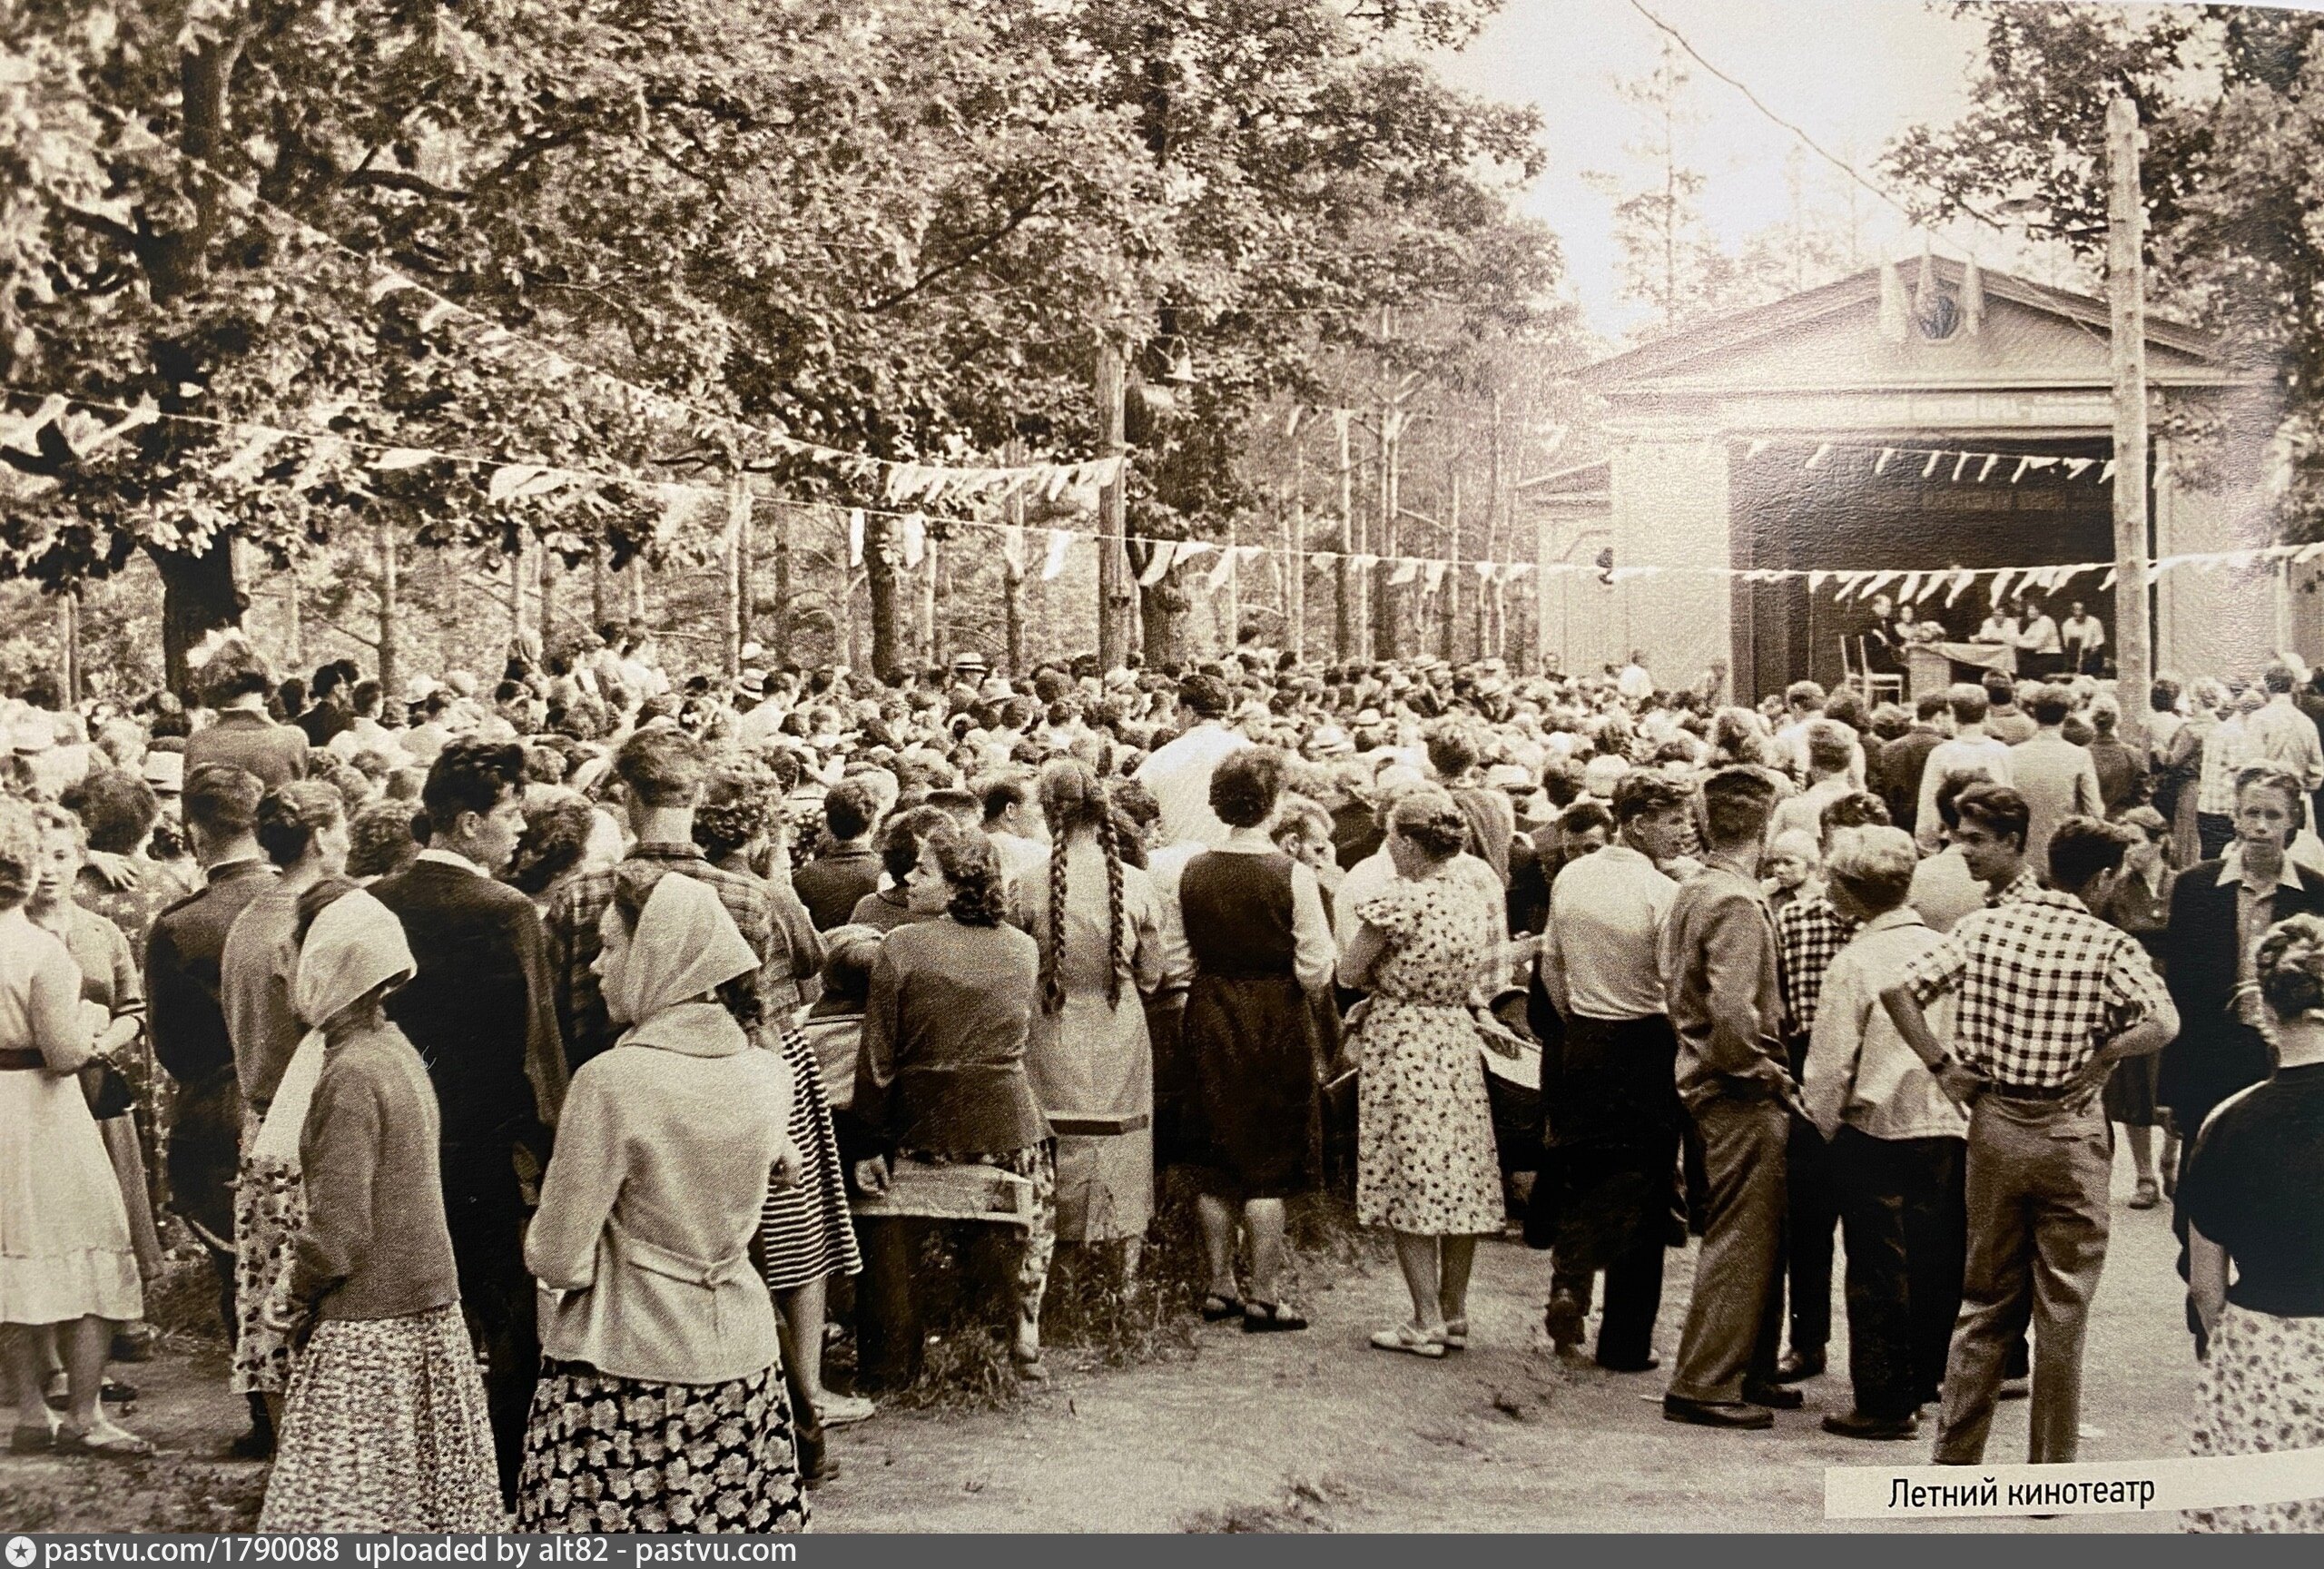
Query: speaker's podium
1907 642 2018 702
1907 646 1955 703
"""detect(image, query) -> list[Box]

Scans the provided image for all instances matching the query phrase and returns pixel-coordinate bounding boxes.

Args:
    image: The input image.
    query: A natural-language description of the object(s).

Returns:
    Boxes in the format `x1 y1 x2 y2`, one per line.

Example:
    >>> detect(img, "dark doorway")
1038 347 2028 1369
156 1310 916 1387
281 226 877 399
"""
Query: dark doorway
1728 438 2115 700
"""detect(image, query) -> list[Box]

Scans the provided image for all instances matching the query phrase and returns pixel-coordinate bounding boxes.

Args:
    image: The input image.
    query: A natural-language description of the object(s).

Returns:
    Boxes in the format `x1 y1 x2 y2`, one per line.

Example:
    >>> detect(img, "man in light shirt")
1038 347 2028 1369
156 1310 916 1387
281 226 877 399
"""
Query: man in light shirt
2005 684 2103 877
2243 663 2324 820
1799 825 1967 1443
1914 685 2014 854
1537 773 1689 1374
1133 673 1251 849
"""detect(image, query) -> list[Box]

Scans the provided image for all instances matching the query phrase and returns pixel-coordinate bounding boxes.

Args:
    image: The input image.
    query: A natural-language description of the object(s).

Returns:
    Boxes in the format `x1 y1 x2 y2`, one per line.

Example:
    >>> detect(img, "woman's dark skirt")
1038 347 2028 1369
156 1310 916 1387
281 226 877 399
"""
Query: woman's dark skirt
1182 972 1319 1199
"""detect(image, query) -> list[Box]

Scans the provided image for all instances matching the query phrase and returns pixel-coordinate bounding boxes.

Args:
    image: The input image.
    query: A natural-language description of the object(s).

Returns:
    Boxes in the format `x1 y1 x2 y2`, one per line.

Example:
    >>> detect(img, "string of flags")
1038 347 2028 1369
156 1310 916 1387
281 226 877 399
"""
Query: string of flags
45 107 1121 508
1733 435 2115 485
7 385 2319 598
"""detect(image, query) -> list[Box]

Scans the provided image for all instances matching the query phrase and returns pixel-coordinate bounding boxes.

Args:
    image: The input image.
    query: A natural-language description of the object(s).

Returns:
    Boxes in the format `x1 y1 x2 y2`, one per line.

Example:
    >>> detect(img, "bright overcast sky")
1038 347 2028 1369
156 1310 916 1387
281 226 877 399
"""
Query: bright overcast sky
1434 0 2073 340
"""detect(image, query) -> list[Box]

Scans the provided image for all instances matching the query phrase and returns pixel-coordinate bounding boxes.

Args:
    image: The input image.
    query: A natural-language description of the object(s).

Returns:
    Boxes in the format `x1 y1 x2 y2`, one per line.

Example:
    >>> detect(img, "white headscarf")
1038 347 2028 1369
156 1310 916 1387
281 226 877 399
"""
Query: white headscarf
605 872 759 1033
293 887 417 1030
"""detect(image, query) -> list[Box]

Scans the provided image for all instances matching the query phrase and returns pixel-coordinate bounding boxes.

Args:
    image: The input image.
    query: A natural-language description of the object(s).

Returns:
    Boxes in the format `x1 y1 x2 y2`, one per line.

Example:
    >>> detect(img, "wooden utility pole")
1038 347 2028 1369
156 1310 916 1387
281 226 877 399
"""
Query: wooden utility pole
1487 391 1506 662
591 540 609 631
1002 439 1028 676
2107 96 2152 750
1445 469 1463 660
736 483 756 657
1288 439 1307 663
376 519 400 699
723 478 746 676
507 531 527 645
1374 306 1400 661
1096 340 1132 671
57 591 79 706
282 567 302 670
1334 409 1354 661
770 502 793 665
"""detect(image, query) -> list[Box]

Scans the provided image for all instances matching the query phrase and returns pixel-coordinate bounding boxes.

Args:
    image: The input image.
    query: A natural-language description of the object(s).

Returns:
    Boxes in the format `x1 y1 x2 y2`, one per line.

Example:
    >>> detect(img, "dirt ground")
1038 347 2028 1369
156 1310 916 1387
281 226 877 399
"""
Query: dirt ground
2 1149 2195 1534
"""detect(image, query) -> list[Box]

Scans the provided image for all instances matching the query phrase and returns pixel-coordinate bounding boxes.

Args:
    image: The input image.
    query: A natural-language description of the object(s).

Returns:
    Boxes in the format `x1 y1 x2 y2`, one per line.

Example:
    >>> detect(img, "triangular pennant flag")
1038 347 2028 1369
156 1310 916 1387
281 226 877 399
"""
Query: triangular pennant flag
2011 457 2034 484
488 464 547 504
1809 571 1832 593
1804 443 1831 471
900 512 927 570
1207 548 1238 591
1608 566 1656 583
1945 568 1975 607
2295 542 2324 566
1745 439 1771 460
1915 571 1948 604
81 398 160 455
0 394 67 455
2024 457 2060 475
2099 568 2118 590
1506 563 1535 581
214 429 286 483
1423 560 1448 592
2063 458 2095 479
418 299 458 332
1990 568 2016 606
1174 541 1219 566
1876 449 1896 476
1953 452 1971 482
1389 558 1420 587
847 508 865 567
1041 528 1074 581
2100 459 2117 482
373 448 433 472
1350 553 1379 573
1897 571 1924 603
1922 450 1943 479
1975 454 2000 483
1135 539 1177 586
366 271 416 303
1474 561 1496 583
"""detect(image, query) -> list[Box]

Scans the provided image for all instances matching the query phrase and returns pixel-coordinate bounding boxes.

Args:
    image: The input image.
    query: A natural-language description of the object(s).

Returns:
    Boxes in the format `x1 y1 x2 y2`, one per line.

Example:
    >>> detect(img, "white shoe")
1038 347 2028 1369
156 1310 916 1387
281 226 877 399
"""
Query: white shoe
820 1391 877 1426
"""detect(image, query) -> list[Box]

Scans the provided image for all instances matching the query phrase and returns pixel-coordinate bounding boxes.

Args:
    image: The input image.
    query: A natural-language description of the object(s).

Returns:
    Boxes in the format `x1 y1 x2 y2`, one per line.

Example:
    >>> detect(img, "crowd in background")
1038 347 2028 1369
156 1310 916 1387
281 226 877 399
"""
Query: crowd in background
4 617 2323 1532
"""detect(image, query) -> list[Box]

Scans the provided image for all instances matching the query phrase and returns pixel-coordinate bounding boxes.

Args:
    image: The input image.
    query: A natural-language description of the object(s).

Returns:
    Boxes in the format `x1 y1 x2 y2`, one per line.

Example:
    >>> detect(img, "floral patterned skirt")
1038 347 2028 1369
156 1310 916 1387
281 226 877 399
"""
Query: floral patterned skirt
231 1153 304 1396
2185 1303 2324 1533
258 1303 507 1534
514 1357 808 1534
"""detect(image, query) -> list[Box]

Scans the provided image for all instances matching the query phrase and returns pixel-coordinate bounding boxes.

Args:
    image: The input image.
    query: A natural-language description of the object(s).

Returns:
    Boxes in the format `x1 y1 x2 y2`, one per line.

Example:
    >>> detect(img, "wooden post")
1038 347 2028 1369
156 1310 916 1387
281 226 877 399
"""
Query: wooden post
57 591 79 706
1002 439 1028 676
723 478 746 677
2107 96 2152 751
282 565 302 670
628 558 648 629
1445 469 1462 661
507 531 527 644
1334 410 1354 661
376 518 400 699
1289 439 1307 663
1096 340 1132 671
922 535 941 668
591 539 608 631
737 484 756 657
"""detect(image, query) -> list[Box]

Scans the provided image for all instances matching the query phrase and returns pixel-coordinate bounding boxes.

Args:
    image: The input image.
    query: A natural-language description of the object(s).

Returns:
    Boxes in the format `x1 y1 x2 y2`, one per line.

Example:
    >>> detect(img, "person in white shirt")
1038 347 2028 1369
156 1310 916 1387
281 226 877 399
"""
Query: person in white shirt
324 680 401 765
1132 674 1252 849
1616 652 1654 703
1535 773 1691 1373
1799 826 1966 1442
1914 685 2014 854
2059 603 2106 676
1770 722 1856 847
2245 664 2324 807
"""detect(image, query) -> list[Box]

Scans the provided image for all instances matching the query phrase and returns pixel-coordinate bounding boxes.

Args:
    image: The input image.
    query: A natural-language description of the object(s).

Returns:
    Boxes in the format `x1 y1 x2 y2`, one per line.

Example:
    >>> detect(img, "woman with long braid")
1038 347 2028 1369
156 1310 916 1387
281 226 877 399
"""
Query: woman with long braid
1021 761 1169 1275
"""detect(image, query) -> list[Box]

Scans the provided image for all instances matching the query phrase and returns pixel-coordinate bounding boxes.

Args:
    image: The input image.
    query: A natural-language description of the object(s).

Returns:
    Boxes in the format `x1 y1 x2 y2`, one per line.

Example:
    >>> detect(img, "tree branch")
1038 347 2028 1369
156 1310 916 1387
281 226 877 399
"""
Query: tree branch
342 168 473 202
860 184 1059 314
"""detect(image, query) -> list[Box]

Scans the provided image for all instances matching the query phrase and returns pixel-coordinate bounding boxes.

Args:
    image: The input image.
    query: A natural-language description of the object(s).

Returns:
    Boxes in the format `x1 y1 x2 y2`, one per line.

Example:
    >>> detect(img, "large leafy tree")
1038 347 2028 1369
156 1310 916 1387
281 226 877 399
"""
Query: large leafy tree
1886 3 2324 523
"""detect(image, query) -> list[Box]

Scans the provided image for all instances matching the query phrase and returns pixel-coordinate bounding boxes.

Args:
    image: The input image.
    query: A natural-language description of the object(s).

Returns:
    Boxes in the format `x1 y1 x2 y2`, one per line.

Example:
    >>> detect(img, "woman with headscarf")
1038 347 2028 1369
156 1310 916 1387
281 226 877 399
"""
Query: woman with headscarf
517 872 808 1534
257 883 503 1531
1022 759 1167 1275
0 795 146 1456
1341 787 1510 1357
221 783 349 1422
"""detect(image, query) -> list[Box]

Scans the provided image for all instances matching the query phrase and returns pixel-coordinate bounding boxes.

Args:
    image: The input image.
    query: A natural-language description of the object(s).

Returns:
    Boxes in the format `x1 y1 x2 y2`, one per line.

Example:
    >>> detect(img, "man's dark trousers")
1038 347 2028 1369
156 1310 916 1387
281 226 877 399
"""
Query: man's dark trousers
1829 1125 1967 1418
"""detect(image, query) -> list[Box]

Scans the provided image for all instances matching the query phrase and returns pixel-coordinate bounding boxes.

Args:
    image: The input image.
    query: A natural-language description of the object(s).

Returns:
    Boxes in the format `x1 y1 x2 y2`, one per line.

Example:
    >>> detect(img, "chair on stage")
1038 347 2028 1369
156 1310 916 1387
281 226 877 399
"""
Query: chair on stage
1841 636 1905 706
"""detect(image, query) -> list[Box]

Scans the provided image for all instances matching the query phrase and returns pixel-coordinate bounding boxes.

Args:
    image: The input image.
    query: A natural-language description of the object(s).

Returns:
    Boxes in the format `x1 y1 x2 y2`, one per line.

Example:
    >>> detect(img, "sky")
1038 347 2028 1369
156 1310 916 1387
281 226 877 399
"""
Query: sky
1433 0 2059 340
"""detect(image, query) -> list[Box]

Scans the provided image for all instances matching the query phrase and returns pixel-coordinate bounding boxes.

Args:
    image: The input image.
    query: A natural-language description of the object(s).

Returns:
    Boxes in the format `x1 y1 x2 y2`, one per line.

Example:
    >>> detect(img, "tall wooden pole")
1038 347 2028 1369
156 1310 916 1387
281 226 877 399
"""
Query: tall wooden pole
723 478 746 677
1288 439 1306 664
1096 340 1132 672
1445 469 1463 660
1488 391 1506 662
1002 438 1028 676
1334 410 1354 661
376 518 400 699
57 591 79 707
2107 96 2152 751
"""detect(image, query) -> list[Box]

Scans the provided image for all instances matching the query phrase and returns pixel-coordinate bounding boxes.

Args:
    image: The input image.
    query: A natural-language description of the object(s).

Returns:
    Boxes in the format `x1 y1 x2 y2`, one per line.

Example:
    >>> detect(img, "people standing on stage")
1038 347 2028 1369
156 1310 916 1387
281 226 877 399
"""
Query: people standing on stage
1881 804 2177 1466
2060 602 2105 676
2014 597 2064 683
1537 775 1687 1373
1800 825 1967 1441
1660 767 1797 1431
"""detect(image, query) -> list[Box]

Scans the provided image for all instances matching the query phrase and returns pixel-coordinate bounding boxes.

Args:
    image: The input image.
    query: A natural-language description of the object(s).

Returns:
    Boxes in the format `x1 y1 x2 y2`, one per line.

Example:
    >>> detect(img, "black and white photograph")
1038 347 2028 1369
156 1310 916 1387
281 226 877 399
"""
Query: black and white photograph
1 0 2321 1537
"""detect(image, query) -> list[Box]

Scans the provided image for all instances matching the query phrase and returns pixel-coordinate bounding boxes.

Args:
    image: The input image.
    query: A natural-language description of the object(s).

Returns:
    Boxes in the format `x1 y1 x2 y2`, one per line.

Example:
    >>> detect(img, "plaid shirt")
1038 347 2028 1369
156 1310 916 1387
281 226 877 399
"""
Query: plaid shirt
1776 894 1859 1038
2195 715 2253 818
547 843 824 1071
1901 884 2170 1090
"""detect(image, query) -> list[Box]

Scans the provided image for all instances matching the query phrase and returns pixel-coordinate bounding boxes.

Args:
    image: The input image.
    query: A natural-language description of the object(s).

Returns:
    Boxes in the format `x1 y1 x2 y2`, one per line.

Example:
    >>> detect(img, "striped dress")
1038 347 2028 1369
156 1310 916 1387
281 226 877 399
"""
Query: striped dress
759 1018 861 1291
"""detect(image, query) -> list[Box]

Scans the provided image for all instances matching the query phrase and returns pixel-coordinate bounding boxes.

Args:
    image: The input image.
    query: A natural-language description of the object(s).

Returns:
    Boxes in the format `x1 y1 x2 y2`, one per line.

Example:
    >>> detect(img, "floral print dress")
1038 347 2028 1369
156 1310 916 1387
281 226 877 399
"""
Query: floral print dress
1353 873 1506 1237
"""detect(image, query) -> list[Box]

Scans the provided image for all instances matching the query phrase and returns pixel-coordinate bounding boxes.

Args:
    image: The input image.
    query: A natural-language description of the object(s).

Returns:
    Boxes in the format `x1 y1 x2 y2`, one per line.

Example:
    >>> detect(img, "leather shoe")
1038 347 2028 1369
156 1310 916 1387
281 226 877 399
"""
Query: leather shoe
1663 1396 1774 1430
1822 1408 1920 1441
1541 1292 1586 1349
1772 1349 1826 1384
1595 1354 1661 1374
1742 1379 1805 1410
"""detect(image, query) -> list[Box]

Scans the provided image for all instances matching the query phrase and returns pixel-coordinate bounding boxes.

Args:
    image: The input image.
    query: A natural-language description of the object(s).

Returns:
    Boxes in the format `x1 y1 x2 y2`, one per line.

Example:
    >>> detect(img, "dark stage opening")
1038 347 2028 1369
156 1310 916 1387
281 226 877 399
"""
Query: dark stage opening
1729 437 2122 699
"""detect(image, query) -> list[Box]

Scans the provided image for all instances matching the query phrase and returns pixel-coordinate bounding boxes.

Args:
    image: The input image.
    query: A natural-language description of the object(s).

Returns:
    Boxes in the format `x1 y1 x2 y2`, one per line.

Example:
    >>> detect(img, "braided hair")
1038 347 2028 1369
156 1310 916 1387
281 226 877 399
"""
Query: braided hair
1036 758 1127 1016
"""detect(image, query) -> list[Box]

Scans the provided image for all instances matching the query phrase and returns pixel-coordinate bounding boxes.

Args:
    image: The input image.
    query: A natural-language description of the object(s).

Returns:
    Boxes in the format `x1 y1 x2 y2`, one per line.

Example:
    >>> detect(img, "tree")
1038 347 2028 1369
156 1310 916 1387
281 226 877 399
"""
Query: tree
1585 37 1722 336
1886 3 2324 522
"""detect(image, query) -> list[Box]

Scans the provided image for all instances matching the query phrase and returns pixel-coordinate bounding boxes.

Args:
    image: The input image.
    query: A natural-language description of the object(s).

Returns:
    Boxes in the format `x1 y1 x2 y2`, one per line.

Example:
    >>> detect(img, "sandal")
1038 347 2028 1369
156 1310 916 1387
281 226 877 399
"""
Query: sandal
1241 1300 1309 1334
10 1416 60 1454
57 1422 153 1459
44 1375 138 1409
1199 1293 1246 1323
1369 1322 1448 1359
1442 1317 1470 1350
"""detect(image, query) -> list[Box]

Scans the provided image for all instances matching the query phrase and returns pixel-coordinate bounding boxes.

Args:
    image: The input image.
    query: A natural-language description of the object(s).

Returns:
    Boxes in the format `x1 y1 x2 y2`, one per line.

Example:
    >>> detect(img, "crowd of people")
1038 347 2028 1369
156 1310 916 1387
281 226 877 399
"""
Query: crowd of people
4 617 2323 1532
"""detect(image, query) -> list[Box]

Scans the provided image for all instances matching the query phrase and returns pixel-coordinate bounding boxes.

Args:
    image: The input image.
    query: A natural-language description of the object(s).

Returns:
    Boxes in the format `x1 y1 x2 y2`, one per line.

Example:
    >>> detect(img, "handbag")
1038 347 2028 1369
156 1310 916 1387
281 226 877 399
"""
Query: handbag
78 1057 134 1120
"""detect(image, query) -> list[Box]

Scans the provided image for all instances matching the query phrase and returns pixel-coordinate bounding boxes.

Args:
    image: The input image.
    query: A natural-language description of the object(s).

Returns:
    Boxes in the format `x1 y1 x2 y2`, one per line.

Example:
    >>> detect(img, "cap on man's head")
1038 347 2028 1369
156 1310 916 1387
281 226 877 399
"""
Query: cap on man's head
142 752 185 794
1177 674 1232 719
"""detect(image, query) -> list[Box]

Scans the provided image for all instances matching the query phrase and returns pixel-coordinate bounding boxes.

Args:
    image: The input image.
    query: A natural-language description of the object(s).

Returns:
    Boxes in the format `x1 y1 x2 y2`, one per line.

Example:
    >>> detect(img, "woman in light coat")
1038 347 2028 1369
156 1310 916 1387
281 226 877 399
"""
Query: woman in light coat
517 872 807 1534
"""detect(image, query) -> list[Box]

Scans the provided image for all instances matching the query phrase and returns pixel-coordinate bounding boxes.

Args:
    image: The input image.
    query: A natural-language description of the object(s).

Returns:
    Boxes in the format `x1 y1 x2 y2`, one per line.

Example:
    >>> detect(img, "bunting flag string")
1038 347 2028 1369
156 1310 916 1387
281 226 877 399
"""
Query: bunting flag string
1 383 2309 607
1730 434 2133 488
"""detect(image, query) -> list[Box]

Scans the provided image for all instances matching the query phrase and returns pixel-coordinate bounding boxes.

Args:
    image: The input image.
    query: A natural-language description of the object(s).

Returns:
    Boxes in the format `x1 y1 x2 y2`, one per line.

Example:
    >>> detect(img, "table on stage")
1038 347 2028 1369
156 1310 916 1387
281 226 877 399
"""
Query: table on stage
1906 641 2017 700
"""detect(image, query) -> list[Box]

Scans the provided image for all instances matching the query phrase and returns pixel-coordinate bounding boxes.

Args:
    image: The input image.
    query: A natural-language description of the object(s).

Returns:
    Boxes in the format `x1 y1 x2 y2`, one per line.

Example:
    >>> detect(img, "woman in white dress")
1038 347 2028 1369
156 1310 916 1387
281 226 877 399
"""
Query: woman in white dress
0 795 147 1456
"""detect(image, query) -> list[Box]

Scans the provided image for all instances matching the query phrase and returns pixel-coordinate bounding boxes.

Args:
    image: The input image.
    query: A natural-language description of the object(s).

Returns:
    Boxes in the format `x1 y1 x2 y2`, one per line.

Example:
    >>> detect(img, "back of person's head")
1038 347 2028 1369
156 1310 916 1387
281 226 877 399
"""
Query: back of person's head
1387 784 1470 862
2254 913 2324 1021
818 926 882 1011
1824 689 1869 735
1954 782 2031 852
1947 683 1991 727
1804 719 1854 776
507 792 598 896
1177 673 1231 720
1784 680 1827 715
183 763 264 842
1824 825 1917 917
1424 722 1482 781
880 804 953 883
195 637 273 710
2046 815 2131 892
822 776 881 844
2151 676 2182 715
2089 695 2121 735
1209 745 1287 830
1036 757 1109 840
614 726 708 809
421 738 527 836
0 797 37 913
1915 692 1951 725
347 798 421 880
1868 703 1912 742
1933 768 1994 833
256 781 348 869
1699 765 1778 848
2026 684 2073 728
2264 662 2298 696
1541 759 1587 811
62 769 160 856
1818 790 1891 843
924 820 1008 926
1559 798 1615 842
1610 771 1690 826
1982 670 2016 709
975 769 1037 827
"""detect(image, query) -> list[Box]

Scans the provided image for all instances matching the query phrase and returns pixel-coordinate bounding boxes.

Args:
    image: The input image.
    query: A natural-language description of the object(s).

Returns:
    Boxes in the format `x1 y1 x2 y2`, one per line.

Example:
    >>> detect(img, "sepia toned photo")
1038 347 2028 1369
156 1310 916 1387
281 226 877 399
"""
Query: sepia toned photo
0 0 2320 1539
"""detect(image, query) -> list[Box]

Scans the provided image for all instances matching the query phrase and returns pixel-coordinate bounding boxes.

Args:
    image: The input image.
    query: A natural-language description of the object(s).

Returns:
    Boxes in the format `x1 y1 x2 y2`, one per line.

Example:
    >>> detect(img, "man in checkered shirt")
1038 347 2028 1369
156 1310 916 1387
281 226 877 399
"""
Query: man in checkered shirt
1879 785 2178 1467
1768 790 1893 1386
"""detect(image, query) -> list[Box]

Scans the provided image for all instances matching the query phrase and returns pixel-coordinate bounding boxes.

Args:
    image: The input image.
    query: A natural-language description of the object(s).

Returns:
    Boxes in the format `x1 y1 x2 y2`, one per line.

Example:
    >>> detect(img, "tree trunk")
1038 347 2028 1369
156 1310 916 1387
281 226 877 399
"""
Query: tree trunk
57 592 79 707
377 518 400 699
591 539 608 631
865 515 906 682
146 538 243 696
770 502 793 666
921 538 940 668
1140 566 1190 667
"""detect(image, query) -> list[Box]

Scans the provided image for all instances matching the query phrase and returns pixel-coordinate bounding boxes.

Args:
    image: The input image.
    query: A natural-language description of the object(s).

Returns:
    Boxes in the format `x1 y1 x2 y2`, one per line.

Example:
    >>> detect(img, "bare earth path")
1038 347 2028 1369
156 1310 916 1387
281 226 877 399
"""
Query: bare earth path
3 1153 2194 1534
